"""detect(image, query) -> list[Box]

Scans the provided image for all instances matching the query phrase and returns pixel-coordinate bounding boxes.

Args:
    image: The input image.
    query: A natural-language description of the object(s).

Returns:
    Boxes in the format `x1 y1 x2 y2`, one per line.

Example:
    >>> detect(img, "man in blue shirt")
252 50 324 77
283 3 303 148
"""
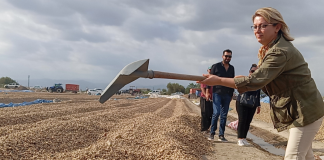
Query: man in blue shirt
206 49 235 142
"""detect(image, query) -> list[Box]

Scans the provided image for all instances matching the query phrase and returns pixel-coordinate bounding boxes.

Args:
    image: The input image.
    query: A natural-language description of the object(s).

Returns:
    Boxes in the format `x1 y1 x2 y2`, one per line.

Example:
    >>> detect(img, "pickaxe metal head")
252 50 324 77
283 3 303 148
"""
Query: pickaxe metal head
99 59 151 103
99 59 205 103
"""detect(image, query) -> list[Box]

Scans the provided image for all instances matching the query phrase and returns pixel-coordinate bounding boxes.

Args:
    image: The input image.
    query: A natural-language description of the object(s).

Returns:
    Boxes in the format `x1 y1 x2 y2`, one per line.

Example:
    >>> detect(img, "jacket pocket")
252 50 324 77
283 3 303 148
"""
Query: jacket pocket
271 96 295 124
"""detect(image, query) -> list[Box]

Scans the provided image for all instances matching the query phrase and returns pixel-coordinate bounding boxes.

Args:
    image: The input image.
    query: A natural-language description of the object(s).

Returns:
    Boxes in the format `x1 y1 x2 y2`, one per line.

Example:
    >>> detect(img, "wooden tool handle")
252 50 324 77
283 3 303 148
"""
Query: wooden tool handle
153 71 206 81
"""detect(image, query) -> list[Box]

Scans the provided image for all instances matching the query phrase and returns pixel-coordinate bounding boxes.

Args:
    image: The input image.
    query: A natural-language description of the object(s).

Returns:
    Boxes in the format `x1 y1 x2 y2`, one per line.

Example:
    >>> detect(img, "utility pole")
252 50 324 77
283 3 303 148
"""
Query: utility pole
28 75 30 88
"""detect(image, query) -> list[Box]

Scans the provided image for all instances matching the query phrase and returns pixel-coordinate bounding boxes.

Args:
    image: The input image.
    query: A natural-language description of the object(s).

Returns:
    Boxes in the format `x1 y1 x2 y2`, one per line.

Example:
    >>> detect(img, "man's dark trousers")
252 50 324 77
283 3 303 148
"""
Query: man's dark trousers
200 97 213 131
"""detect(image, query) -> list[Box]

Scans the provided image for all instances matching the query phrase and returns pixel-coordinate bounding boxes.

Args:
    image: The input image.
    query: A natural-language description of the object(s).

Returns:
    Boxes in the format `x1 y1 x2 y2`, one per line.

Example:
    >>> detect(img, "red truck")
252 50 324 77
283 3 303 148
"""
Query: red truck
189 88 201 99
65 84 79 93
190 88 201 94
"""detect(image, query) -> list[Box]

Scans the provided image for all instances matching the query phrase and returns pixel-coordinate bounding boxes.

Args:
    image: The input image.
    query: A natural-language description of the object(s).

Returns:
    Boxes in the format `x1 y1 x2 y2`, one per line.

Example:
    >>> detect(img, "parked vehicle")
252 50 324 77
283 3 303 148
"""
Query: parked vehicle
47 83 64 93
30 85 42 89
152 90 161 94
189 88 201 95
188 88 201 99
129 89 141 96
4 83 20 88
87 88 103 95
148 90 161 94
120 90 129 94
65 84 79 93
171 92 184 96
148 90 161 95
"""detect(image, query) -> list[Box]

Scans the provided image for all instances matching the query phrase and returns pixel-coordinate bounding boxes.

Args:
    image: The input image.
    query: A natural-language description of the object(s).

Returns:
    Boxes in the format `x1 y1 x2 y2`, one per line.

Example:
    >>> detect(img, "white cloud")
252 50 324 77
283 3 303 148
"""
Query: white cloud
159 4 197 23
0 0 323 94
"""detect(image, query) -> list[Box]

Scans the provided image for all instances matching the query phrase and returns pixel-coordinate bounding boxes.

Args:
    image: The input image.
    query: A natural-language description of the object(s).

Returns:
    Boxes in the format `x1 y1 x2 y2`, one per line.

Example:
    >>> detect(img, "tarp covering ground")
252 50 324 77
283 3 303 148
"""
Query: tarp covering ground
260 97 270 103
0 99 53 108
0 90 33 92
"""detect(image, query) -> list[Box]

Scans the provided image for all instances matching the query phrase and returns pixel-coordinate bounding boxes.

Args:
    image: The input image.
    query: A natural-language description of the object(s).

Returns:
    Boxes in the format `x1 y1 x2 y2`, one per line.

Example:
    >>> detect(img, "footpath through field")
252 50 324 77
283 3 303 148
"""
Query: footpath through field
186 98 324 160
184 99 284 160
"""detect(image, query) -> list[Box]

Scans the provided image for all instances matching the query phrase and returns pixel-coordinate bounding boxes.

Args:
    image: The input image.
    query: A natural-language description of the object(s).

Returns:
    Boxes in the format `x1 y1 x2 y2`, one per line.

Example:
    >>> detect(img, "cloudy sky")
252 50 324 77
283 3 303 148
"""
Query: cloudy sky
1 0 324 94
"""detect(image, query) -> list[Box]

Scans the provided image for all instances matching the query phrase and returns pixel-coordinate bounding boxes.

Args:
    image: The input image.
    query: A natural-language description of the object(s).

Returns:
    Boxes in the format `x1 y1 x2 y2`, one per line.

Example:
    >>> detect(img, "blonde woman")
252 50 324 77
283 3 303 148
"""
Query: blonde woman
198 7 324 160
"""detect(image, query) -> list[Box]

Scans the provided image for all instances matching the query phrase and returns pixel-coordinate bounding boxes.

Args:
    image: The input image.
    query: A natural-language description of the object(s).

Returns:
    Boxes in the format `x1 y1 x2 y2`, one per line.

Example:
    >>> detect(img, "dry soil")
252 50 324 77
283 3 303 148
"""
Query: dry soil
0 91 323 159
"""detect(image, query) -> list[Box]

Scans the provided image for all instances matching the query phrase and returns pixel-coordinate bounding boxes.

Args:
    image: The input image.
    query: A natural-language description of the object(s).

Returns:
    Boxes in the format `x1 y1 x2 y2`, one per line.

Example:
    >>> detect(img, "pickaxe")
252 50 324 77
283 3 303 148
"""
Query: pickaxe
99 59 206 103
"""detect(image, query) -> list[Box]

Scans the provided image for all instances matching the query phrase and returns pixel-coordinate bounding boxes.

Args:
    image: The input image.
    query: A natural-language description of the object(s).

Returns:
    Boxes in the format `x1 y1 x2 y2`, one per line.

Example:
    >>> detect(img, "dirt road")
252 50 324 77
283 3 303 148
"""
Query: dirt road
0 92 311 159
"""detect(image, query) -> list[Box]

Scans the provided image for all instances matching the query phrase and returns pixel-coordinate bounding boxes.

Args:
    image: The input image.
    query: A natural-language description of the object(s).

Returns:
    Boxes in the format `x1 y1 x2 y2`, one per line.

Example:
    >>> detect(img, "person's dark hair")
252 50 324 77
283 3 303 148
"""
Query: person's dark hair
250 64 257 71
223 49 232 55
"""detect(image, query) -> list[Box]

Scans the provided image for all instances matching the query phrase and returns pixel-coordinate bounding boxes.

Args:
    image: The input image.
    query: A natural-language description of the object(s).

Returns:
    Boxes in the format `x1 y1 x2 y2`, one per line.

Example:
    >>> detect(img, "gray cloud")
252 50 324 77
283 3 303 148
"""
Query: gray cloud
7 0 130 26
1 0 324 94
124 18 180 41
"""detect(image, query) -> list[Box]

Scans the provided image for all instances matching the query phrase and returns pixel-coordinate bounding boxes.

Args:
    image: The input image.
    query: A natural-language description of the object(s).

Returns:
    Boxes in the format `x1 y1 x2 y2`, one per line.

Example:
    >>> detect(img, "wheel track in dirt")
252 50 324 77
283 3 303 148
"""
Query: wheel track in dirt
0 98 165 127
0 98 169 135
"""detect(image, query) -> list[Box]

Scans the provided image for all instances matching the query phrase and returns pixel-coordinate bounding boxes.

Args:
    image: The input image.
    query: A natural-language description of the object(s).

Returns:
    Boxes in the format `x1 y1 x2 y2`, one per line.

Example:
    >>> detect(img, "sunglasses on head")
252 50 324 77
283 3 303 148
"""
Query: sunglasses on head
224 55 232 58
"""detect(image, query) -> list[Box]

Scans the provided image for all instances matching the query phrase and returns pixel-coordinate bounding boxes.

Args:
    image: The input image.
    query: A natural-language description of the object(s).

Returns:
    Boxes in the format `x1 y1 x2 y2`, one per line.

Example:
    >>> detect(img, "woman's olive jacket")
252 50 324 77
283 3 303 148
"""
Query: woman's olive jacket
234 34 324 132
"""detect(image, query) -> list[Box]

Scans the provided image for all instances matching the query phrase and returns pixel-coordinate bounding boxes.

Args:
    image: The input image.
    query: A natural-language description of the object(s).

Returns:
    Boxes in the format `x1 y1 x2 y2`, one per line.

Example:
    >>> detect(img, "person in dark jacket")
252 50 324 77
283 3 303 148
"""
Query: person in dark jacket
200 66 213 133
236 64 261 146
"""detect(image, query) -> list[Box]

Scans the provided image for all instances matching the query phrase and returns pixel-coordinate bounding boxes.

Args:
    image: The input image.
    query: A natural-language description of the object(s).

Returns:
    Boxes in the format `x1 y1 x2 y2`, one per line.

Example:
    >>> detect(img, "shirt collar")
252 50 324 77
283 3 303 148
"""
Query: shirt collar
221 61 230 66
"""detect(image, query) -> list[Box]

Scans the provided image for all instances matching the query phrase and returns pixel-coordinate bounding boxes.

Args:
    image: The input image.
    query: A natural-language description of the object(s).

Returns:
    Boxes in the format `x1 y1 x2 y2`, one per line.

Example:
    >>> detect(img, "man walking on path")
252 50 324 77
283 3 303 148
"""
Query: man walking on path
206 49 235 142
200 66 213 133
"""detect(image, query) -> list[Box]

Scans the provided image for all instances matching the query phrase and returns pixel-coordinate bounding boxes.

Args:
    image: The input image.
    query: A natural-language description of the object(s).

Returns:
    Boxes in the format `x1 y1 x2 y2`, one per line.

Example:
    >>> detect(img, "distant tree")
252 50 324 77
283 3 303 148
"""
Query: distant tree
185 83 200 94
0 77 18 87
161 89 167 95
166 83 185 95
142 90 150 94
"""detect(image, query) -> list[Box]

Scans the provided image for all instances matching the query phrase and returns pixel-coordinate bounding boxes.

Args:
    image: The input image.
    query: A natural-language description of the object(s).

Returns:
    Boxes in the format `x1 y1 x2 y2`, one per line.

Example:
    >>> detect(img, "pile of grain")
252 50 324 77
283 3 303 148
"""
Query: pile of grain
0 95 212 159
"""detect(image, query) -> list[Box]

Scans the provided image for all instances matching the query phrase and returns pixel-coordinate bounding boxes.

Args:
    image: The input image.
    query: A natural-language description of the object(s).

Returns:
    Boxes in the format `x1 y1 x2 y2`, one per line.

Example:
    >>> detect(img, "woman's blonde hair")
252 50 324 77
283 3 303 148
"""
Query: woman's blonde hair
252 7 294 41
